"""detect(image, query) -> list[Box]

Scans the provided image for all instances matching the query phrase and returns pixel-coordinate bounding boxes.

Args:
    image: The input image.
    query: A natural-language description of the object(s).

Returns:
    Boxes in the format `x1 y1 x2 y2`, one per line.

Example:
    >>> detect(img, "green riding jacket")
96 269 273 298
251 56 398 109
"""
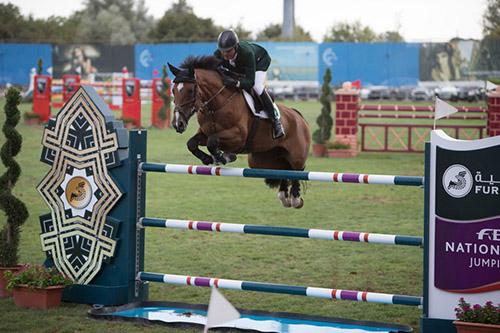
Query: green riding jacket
214 41 271 91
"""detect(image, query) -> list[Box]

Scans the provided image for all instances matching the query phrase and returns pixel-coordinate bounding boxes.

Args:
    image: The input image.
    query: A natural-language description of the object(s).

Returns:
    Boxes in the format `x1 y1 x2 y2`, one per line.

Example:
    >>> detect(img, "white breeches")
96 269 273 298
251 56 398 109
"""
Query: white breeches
253 71 267 95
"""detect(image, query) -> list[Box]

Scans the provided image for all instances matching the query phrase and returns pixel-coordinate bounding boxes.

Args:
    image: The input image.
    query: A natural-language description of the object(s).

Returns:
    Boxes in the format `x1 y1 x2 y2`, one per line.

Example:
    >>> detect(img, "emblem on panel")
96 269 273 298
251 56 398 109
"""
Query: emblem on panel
38 86 124 284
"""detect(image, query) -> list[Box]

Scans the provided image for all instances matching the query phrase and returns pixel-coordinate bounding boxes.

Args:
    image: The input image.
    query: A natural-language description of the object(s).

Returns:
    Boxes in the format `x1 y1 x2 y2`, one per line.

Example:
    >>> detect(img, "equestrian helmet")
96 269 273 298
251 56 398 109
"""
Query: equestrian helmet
217 30 239 52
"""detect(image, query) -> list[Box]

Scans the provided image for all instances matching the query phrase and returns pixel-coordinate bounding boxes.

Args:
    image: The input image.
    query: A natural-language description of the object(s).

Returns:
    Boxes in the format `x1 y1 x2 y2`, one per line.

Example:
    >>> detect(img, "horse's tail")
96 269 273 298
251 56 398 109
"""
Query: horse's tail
265 178 282 188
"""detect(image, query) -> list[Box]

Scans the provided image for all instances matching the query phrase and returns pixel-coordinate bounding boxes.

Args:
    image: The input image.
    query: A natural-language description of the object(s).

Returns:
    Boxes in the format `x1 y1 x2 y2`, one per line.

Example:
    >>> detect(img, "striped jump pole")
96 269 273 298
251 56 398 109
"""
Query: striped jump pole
140 163 424 187
138 272 423 307
140 217 423 247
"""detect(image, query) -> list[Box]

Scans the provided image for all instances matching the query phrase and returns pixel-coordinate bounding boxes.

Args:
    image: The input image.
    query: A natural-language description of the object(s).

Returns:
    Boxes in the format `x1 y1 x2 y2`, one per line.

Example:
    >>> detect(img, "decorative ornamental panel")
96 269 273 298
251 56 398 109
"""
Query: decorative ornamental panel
38 87 123 284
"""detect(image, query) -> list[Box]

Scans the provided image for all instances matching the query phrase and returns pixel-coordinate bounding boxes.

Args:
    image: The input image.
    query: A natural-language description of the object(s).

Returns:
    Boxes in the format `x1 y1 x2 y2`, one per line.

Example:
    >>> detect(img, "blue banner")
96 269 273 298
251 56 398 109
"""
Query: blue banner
318 42 420 86
135 42 318 81
0 44 52 85
135 43 213 79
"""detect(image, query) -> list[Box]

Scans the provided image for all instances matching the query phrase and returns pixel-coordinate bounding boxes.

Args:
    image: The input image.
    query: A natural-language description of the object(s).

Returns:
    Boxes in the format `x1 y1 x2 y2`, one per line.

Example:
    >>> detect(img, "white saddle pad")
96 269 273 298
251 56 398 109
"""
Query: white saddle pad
242 90 269 119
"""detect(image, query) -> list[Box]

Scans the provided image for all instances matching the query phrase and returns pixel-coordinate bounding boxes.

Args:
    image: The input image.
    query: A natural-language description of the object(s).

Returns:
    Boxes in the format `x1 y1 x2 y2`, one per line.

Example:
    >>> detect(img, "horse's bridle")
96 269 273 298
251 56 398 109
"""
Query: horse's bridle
175 80 239 119
199 85 239 115
174 83 198 121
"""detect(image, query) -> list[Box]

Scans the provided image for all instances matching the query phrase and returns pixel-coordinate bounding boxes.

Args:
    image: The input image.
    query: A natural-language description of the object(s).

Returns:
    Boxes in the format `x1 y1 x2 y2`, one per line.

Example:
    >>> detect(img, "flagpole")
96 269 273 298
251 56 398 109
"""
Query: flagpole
433 97 436 130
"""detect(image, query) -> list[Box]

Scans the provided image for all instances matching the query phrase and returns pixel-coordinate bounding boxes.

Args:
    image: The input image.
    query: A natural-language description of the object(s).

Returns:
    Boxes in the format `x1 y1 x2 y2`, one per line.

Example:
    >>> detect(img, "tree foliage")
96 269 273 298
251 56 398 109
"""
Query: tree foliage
256 23 313 41
76 0 154 44
0 4 79 43
149 0 221 42
0 1 152 44
324 21 404 42
378 31 404 42
483 0 500 37
231 23 253 40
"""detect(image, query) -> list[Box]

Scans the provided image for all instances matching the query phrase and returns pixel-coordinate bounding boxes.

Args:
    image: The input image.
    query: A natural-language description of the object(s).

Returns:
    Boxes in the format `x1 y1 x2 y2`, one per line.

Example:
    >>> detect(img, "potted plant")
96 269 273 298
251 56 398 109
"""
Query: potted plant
326 140 357 158
4 264 72 309
23 111 41 125
0 88 29 298
453 297 500 333
312 68 333 157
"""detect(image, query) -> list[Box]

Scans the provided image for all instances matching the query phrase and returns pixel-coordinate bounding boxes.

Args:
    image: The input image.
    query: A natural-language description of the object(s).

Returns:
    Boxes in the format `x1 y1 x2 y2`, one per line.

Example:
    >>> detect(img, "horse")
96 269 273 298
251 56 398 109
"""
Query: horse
168 56 311 208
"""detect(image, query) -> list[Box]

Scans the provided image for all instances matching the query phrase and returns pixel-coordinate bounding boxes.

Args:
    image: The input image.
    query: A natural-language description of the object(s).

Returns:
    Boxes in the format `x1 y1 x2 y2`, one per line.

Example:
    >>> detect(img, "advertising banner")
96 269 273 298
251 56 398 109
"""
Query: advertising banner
428 130 500 320
53 44 135 80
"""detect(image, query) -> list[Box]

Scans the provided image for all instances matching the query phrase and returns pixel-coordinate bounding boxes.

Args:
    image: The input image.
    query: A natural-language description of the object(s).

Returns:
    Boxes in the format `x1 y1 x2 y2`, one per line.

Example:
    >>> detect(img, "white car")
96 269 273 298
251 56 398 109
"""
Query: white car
435 86 459 101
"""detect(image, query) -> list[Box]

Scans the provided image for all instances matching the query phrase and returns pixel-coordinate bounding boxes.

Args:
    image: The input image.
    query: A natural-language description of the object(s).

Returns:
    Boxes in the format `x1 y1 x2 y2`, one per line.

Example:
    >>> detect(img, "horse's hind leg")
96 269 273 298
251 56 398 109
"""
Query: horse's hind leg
277 180 291 208
290 180 304 209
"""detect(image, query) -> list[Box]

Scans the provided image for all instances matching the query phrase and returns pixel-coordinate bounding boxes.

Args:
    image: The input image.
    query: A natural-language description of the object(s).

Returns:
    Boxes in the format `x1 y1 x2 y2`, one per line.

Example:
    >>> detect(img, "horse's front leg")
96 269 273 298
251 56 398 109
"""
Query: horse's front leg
206 135 226 165
187 131 214 165
206 135 238 165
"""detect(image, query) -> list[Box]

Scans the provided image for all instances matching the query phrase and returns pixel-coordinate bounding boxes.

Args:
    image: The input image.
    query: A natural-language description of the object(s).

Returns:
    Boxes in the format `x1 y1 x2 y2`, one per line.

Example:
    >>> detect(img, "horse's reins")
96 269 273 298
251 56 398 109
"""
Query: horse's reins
199 85 239 115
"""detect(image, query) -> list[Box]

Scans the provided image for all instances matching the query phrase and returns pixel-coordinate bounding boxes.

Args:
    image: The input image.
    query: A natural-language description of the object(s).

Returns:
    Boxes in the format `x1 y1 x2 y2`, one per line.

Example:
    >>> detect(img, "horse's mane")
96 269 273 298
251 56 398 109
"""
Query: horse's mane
180 55 222 72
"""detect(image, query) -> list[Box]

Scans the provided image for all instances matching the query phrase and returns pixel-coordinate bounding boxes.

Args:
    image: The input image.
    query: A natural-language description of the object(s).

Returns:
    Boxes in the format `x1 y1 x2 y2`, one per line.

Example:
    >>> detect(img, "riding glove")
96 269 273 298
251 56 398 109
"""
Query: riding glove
223 76 240 88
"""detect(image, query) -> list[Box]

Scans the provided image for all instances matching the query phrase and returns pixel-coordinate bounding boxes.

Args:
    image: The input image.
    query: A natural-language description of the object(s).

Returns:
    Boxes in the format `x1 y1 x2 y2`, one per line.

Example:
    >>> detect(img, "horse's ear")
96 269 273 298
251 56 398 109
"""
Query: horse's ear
168 62 181 77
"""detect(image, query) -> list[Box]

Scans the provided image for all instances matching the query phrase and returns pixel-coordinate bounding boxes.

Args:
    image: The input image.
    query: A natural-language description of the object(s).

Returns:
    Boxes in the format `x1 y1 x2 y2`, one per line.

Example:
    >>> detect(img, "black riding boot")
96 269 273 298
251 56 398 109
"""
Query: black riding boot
260 90 285 139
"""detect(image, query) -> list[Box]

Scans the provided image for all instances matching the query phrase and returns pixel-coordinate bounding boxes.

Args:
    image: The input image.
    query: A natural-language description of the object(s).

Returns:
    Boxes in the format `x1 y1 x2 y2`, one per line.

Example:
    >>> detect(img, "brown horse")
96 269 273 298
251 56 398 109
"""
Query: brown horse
168 56 310 208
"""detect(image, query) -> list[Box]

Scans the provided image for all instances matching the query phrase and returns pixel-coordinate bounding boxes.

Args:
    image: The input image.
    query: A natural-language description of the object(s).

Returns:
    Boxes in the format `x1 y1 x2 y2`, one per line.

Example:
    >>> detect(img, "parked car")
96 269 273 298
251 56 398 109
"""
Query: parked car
435 86 459 101
367 86 390 100
410 87 433 101
359 88 370 100
457 86 484 102
367 86 408 100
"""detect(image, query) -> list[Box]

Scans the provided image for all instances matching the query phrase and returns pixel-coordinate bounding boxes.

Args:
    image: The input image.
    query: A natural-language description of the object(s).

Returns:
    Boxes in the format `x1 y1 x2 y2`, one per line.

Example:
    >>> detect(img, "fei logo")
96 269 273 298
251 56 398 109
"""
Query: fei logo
477 229 500 241
442 164 473 198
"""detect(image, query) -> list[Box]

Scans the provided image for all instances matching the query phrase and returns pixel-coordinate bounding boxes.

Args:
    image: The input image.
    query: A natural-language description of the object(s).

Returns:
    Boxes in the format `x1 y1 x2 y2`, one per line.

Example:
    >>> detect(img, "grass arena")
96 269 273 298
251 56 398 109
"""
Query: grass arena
0 85 497 332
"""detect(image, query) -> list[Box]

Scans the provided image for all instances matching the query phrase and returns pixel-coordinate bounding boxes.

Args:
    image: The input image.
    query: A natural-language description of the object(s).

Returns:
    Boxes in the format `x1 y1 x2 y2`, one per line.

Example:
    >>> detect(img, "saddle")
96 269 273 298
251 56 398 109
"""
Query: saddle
218 65 271 119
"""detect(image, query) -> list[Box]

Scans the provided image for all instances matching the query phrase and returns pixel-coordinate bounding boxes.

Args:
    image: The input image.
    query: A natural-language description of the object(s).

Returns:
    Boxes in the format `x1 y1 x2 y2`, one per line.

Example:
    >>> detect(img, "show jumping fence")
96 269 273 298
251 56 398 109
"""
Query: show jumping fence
334 90 495 154
136 161 424 307
38 86 500 333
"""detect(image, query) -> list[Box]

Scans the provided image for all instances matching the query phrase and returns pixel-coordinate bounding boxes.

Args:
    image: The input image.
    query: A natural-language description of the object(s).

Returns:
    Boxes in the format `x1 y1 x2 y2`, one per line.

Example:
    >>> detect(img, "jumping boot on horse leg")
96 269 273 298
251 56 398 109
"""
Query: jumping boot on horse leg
260 90 285 139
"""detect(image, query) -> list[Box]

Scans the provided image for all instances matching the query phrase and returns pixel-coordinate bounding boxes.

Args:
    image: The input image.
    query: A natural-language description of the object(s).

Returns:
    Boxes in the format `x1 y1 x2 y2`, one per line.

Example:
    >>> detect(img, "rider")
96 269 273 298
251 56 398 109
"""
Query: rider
214 30 285 139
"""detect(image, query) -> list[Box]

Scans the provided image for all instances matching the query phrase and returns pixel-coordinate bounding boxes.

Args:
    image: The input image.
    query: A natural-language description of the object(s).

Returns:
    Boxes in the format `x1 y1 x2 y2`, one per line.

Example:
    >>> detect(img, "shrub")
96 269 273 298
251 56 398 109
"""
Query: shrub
0 88 29 267
312 68 333 144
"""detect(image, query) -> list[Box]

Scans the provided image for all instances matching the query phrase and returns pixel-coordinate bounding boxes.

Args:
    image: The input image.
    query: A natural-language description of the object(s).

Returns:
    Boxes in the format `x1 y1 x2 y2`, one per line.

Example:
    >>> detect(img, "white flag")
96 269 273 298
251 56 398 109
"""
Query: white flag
435 97 458 120
486 81 497 91
204 288 240 333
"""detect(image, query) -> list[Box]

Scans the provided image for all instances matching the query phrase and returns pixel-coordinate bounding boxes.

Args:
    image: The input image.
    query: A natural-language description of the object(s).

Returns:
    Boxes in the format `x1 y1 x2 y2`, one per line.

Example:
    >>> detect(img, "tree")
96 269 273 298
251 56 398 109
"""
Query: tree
76 0 154 44
256 23 313 41
483 0 500 37
324 21 378 42
0 4 24 41
0 88 29 267
231 23 252 40
149 0 221 42
378 31 404 42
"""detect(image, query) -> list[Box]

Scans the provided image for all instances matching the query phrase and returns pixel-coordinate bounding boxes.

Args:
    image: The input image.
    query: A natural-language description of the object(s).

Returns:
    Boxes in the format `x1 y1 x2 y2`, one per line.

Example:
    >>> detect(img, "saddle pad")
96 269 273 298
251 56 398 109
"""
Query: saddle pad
243 90 269 119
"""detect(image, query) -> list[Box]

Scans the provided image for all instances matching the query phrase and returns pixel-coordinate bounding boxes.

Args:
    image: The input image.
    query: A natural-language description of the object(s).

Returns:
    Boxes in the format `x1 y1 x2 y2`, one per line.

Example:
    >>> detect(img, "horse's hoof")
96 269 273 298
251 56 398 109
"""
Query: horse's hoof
202 156 214 165
212 154 227 165
223 153 237 164
291 197 304 209
278 191 291 208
